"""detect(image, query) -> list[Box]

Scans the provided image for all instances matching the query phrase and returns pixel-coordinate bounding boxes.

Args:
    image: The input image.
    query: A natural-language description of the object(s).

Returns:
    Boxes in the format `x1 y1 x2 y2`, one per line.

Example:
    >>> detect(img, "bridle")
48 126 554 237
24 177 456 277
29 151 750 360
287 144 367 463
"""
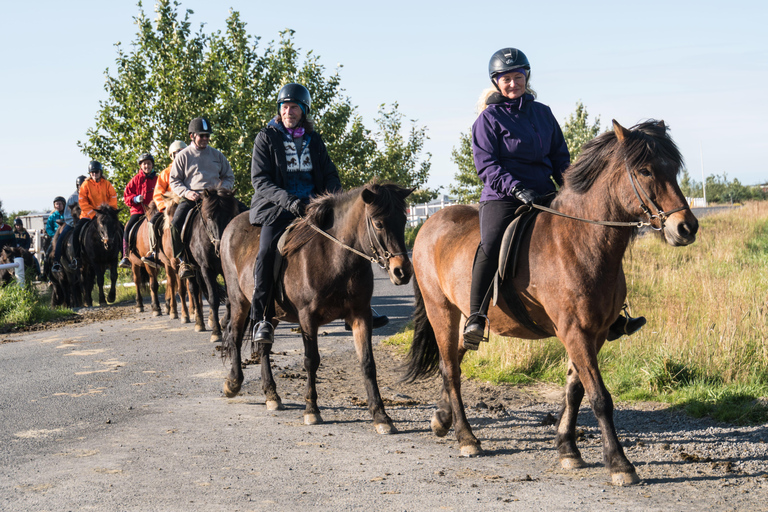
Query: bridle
196 201 223 257
532 160 689 231
305 205 407 271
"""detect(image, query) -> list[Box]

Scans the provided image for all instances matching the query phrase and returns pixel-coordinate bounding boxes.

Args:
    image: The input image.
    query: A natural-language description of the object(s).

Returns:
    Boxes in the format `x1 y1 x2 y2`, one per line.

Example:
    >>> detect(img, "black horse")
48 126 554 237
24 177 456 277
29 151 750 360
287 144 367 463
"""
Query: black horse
220 182 413 433
81 205 122 307
184 188 240 341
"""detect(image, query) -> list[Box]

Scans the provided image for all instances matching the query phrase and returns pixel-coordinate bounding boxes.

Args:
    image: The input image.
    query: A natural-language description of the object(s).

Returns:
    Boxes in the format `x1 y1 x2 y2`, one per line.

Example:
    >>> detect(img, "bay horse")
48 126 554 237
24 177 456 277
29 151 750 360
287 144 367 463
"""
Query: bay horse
184 188 240 341
126 204 162 316
403 120 698 485
158 199 194 323
220 182 413 433
81 205 122 307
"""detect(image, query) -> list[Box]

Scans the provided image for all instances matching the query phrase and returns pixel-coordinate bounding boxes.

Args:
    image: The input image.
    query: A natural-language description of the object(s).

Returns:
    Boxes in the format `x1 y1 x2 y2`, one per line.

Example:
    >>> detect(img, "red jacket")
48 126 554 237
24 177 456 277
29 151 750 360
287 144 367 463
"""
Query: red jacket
124 171 158 215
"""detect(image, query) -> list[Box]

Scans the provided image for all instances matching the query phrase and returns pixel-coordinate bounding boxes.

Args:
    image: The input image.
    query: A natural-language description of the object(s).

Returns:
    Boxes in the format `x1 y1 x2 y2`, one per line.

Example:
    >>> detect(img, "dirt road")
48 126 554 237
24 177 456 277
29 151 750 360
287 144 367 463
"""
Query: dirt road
1 270 766 511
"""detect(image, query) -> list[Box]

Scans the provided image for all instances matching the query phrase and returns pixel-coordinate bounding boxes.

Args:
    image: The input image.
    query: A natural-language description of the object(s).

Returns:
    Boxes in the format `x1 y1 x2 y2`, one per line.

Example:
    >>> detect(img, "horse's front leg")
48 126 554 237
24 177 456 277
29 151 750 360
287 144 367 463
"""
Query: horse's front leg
566 334 639 485
96 265 107 306
149 267 161 316
259 329 283 411
203 268 221 342
107 261 117 303
131 265 144 313
349 313 396 434
299 319 322 425
223 299 249 398
190 277 206 332
555 359 586 469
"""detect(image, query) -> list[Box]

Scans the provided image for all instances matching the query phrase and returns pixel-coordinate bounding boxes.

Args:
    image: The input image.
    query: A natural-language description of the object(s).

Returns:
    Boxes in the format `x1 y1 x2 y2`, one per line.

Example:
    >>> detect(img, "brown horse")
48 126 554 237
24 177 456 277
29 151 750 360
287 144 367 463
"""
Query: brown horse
220 182 413 433
158 200 194 324
403 120 698 485
126 205 163 316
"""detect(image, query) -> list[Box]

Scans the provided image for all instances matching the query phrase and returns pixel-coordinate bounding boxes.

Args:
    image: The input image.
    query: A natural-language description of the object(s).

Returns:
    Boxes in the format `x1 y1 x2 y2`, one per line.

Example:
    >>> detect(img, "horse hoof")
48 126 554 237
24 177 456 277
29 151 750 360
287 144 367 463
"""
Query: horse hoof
375 422 397 435
210 333 221 343
460 444 482 457
194 325 206 333
170 313 178 320
181 317 190 324
560 457 587 470
430 416 449 437
152 310 161 317
135 307 144 313
304 413 323 425
266 399 284 411
223 380 241 398
611 471 640 486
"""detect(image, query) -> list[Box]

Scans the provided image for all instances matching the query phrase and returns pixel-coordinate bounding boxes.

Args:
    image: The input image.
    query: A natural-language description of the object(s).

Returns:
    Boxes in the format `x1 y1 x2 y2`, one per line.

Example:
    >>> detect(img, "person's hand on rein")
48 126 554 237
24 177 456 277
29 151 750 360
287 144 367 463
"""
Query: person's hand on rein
512 186 536 205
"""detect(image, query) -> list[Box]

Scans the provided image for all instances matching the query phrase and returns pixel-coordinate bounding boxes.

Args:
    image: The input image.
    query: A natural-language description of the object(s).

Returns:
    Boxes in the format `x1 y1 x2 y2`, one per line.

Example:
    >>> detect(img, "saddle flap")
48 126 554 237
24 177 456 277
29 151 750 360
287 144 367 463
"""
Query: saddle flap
498 204 536 282
272 220 301 305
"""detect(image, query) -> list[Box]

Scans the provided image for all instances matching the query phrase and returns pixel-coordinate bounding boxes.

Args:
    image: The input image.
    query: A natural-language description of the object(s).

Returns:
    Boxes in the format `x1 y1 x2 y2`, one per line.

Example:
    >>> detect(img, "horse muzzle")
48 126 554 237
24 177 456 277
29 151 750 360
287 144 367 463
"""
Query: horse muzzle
663 210 699 247
388 255 413 286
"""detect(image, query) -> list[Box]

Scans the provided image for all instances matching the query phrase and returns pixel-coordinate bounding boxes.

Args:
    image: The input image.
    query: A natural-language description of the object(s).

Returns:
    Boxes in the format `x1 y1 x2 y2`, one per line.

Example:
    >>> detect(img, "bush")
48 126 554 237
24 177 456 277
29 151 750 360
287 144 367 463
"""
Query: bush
0 283 71 331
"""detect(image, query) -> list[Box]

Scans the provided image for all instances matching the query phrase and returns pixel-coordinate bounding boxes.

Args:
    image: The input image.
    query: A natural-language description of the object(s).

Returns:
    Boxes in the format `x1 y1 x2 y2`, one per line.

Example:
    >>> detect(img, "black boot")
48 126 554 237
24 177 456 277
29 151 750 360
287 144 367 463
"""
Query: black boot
607 309 646 341
463 245 496 350
252 320 274 344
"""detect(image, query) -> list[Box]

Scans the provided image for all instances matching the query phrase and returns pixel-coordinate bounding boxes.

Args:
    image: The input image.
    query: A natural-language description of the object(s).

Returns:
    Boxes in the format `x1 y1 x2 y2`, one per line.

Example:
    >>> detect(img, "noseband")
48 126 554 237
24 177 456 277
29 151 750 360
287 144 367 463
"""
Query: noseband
624 160 688 231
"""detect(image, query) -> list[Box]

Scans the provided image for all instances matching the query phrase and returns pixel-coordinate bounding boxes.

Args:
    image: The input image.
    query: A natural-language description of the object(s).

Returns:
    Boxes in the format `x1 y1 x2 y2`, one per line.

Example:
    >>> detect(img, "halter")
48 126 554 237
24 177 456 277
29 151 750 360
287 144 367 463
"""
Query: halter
305 205 406 271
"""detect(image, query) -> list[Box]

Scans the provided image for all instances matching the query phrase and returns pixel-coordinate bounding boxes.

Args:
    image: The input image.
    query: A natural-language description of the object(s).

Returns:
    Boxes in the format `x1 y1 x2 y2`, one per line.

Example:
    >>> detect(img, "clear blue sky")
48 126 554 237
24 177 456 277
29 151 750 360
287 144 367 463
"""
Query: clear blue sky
1 0 766 214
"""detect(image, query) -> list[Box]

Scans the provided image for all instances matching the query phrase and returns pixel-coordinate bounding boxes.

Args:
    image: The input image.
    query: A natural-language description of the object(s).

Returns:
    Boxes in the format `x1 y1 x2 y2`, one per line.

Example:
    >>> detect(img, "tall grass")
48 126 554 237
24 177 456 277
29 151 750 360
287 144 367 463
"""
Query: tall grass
458 202 768 423
0 283 72 331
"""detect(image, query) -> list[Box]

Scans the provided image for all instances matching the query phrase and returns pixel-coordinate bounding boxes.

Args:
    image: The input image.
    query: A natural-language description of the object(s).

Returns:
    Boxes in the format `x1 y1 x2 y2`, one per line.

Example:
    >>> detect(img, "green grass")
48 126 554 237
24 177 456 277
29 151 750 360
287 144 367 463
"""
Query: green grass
0 283 73 331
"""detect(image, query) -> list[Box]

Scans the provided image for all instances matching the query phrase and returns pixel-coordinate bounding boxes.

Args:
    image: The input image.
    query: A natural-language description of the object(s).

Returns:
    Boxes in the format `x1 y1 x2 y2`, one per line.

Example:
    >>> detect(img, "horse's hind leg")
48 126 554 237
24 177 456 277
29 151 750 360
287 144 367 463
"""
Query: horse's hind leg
555 360 586 469
131 265 144 312
149 268 161 316
190 279 206 332
431 384 453 437
300 324 323 425
223 298 249 398
259 332 283 411
107 262 117 303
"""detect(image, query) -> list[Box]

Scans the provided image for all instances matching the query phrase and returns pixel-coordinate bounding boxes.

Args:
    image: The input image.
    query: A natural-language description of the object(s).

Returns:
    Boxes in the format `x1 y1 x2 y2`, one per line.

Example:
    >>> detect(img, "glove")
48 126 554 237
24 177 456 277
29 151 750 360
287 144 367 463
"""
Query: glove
512 186 536 205
134 195 143 204
287 199 305 218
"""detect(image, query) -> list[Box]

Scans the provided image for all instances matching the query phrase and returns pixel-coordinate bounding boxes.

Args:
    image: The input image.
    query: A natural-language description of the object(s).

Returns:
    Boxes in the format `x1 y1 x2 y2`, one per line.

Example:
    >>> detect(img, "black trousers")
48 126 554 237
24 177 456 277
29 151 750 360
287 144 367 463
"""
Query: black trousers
171 199 197 259
469 199 524 315
250 210 295 322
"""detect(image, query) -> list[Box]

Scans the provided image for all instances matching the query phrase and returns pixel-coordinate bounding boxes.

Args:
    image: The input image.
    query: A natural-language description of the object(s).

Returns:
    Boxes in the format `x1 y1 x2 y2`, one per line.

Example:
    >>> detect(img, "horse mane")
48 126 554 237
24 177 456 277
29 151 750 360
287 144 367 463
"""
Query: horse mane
564 120 684 194
93 204 119 217
282 181 410 258
202 188 239 219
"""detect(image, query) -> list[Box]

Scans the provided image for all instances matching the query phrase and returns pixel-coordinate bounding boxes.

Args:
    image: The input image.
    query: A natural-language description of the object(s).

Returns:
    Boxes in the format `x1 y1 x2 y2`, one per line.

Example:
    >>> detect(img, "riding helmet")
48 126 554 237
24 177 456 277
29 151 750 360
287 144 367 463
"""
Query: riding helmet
76 175 87 188
277 83 311 114
54 196 66 204
14 218 22 226
488 47 531 83
168 140 187 156
188 117 213 135
88 160 103 174
138 152 154 165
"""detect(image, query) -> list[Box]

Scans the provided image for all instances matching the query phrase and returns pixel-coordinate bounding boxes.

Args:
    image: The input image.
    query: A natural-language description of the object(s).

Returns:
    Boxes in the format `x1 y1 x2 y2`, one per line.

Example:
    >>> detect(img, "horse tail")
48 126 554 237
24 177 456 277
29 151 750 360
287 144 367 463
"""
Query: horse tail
400 275 441 383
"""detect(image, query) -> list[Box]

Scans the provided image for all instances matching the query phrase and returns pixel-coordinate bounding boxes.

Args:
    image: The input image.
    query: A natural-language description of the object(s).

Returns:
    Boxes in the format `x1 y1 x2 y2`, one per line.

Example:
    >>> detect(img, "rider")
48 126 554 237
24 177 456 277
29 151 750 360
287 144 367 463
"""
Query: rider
146 140 187 266
52 176 86 272
464 47 644 348
0 213 13 250
46 196 67 239
13 218 31 251
119 153 158 269
169 117 235 279
72 161 118 266
249 83 387 343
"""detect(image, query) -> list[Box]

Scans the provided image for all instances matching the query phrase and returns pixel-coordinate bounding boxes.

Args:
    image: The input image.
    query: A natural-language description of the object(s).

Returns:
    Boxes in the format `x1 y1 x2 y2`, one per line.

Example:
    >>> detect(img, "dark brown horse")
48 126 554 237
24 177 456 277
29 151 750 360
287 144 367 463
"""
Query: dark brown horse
126 205 163 316
220 182 413 433
81 205 122 307
47 221 83 308
158 200 194 323
184 188 240 341
403 120 698 485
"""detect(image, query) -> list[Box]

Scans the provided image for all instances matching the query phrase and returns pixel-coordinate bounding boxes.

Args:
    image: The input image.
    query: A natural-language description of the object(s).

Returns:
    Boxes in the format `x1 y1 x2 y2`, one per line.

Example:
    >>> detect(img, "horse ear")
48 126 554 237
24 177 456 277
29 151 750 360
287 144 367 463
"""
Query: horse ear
657 120 666 129
362 188 376 205
612 119 631 143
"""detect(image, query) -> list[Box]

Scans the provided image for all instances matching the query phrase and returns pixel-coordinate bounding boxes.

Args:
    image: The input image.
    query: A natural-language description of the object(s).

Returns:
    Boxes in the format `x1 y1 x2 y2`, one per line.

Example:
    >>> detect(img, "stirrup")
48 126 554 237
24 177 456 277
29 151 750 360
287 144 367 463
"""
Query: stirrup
607 305 646 341
252 320 275 344
463 313 489 351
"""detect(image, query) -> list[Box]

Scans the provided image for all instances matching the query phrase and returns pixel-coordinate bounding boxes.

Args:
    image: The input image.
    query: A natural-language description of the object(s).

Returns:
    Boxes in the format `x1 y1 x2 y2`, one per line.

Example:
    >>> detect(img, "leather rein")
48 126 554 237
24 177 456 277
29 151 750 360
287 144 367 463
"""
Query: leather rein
532 161 689 231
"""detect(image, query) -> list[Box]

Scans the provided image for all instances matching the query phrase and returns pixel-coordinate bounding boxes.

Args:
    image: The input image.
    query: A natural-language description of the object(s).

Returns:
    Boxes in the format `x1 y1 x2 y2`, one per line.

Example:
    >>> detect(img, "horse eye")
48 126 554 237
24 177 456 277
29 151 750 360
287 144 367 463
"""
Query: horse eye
373 220 385 230
639 167 652 177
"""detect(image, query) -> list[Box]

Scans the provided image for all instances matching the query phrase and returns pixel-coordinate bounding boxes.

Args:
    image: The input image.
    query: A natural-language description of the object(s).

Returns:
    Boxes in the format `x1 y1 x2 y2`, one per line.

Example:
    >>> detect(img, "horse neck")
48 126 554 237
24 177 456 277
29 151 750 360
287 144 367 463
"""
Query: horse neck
324 196 370 268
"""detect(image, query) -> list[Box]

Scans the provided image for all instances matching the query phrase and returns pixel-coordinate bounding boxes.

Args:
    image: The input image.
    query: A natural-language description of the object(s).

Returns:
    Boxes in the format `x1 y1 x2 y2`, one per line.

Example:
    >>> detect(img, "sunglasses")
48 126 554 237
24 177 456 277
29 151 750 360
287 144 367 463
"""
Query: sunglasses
196 133 211 139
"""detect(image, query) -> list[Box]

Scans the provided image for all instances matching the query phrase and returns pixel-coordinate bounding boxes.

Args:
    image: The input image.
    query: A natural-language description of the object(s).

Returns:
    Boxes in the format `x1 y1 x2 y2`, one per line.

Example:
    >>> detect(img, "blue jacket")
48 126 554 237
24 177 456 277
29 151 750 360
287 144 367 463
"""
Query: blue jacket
472 92 570 202
46 210 65 237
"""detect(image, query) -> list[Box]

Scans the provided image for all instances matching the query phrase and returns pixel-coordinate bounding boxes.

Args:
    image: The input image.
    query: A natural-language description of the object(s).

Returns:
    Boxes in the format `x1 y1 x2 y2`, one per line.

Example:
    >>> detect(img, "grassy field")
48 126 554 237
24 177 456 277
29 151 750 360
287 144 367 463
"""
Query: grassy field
392 202 768 424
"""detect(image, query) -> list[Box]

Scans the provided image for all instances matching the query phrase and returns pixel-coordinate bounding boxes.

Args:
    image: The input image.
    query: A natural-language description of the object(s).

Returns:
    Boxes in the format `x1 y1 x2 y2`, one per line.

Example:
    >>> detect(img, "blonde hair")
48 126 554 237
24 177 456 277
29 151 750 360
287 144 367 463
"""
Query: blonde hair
476 82 538 114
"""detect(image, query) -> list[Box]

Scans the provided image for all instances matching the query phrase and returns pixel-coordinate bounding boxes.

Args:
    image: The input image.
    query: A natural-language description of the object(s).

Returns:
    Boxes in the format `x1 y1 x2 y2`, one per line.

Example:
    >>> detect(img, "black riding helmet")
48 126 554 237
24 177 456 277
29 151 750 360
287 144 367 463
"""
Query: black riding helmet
488 47 531 84
138 152 154 165
277 83 311 114
76 175 87 188
54 196 66 204
88 161 103 174
188 117 213 135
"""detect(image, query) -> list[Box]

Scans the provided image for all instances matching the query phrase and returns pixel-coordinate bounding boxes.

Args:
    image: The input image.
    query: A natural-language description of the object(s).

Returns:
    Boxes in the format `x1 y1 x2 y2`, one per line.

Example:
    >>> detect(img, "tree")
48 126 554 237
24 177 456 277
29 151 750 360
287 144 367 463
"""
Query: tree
449 130 482 204
562 101 601 162
79 1 434 212
679 169 702 198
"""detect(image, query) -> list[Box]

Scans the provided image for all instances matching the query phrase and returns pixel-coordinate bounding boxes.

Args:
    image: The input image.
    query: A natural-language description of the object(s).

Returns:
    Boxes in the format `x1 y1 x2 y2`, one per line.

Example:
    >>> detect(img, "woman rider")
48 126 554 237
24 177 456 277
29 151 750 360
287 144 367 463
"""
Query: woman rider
120 153 158 268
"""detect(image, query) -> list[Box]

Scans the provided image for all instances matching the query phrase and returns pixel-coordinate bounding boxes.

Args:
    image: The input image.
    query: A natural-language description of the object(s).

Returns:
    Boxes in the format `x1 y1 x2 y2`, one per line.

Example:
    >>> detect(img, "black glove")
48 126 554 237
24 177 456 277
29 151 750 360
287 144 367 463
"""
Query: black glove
287 198 305 218
512 186 536 205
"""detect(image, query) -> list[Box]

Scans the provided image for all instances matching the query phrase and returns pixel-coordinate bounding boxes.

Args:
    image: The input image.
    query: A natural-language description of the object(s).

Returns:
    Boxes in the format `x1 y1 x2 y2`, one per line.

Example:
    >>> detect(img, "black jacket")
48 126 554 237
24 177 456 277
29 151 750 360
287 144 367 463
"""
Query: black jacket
249 122 342 226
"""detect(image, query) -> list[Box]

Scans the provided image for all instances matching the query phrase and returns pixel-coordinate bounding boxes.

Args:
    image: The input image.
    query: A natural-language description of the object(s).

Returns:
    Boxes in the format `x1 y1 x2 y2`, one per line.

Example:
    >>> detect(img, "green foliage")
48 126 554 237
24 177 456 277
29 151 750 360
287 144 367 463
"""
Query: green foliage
404 220 424 250
679 171 765 203
561 101 601 162
0 198 5 219
449 130 482 204
0 284 72 330
79 1 434 209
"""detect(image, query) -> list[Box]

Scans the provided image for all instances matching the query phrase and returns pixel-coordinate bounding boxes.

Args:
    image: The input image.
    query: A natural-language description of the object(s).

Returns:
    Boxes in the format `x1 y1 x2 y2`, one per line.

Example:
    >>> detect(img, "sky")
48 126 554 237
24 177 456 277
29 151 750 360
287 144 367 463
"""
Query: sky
1 0 766 214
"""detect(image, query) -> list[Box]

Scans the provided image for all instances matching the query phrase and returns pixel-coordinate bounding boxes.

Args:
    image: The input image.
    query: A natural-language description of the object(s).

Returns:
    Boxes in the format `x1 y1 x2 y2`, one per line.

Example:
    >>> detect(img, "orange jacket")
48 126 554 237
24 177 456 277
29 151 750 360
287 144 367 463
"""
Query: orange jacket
153 165 172 212
79 176 118 219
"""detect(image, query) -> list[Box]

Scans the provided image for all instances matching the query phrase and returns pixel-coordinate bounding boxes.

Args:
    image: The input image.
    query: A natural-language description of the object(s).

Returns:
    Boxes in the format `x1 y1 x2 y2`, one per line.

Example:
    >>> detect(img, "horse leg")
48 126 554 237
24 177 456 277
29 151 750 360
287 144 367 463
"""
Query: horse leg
164 266 177 318
107 261 117 303
203 268 221 342
190 278 206 332
300 323 323 425
555 360 587 469
567 337 639 485
96 266 107 306
131 264 144 312
349 314 396 434
431 383 453 437
222 297 249 398
179 274 191 323
83 266 94 308
149 267 161 316
260 334 283 411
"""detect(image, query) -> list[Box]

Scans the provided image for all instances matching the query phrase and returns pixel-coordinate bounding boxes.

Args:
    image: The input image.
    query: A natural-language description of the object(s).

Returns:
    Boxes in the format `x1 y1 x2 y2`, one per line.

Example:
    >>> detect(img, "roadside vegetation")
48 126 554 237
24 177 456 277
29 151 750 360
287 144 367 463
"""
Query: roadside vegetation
390 202 768 424
0 283 72 332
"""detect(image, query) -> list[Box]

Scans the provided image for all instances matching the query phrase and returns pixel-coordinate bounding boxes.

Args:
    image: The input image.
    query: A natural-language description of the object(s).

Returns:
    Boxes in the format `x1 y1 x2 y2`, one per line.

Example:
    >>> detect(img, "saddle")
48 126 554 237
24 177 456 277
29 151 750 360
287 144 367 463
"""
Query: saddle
486 195 556 338
127 216 147 257
180 206 199 245
270 220 301 305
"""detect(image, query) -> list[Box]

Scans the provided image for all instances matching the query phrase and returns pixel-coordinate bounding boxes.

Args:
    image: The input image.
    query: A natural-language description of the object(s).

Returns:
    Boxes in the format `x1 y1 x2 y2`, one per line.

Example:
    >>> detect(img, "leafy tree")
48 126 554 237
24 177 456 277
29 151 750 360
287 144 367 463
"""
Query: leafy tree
79 1 434 214
679 169 703 198
0 199 5 220
562 101 601 162
449 130 481 204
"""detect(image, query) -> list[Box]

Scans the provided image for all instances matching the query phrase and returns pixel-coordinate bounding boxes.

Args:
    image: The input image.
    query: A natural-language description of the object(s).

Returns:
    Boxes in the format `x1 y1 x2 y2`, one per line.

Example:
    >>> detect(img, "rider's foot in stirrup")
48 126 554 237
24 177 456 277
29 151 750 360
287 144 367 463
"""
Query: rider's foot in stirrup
178 260 196 279
51 262 62 273
463 313 488 350
141 252 159 269
118 257 131 269
607 312 646 341
252 320 274 344
67 258 78 270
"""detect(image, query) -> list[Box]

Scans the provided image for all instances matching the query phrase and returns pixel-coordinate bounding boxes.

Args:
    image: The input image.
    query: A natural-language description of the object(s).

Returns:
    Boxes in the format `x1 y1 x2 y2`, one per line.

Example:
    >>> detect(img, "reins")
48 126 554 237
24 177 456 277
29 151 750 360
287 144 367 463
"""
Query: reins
196 201 223 257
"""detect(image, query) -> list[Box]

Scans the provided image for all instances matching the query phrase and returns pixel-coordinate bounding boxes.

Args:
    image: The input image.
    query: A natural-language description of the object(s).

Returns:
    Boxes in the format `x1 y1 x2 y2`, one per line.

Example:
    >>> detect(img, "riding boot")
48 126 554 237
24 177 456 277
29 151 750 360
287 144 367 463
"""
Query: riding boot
463 244 497 350
607 308 647 341
119 239 131 269
141 220 159 268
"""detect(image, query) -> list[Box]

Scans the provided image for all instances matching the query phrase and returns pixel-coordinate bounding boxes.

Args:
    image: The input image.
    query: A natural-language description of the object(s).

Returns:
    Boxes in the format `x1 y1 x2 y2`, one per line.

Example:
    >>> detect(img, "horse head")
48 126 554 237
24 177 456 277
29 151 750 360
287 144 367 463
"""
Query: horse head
93 205 121 251
360 182 414 286
202 188 239 255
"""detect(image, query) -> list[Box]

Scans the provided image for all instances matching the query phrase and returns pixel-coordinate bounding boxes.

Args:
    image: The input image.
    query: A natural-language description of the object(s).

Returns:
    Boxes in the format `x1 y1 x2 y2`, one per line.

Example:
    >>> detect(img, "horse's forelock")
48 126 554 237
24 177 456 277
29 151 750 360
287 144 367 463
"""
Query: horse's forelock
363 182 409 218
620 121 683 177
202 188 238 218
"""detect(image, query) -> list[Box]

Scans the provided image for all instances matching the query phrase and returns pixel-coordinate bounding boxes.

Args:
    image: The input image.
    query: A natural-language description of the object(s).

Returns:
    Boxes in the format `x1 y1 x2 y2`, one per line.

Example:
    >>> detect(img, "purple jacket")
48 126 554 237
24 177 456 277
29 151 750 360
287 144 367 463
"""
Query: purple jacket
472 92 570 202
